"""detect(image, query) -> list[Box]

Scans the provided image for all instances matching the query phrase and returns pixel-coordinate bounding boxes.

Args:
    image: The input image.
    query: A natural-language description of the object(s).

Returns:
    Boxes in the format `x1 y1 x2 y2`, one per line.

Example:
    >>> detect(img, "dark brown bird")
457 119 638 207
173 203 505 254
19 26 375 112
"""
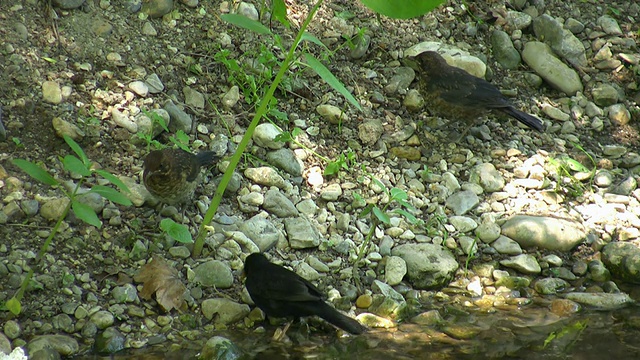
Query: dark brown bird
142 148 218 206
244 253 366 336
413 51 544 138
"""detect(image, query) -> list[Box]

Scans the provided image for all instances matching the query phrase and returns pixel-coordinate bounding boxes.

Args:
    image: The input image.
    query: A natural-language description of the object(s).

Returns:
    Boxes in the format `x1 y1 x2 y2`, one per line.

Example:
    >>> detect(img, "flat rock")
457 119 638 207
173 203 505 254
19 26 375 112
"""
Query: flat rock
284 216 322 249
239 215 281 251
445 190 479 215
28 335 79 356
263 188 298 218
501 215 586 251
522 42 583 95
201 298 250 324
391 243 458 289
564 292 634 310
500 254 541 274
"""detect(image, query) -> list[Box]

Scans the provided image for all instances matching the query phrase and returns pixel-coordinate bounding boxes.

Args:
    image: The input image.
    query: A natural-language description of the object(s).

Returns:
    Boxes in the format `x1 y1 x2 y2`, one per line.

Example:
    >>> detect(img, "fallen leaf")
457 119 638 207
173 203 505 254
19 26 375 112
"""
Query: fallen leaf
134 255 187 312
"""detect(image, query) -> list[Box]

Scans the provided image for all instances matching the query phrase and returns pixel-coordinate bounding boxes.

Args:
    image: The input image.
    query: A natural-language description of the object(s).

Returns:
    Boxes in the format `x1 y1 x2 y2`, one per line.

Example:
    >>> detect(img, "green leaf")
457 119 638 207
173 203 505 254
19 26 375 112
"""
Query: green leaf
145 110 169 132
6 297 21 315
62 155 91 176
12 159 59 186
89 185 132 206
175 130 190 144
389 187 408 201
397 199 417 212
160 219 194 244
268 108 288 122
346 149 357 162
339 155 350 170
335 10 356 20
372 206 390 224
95 170 131 193
303 54 362 111
274 132 293 143
271 0 289 28
291 127 302 137
372 178 386 192
61 273 75 287
170 130 191 152
359 203 374 218
221 14 272 35
393 209 418 224
170 139 190 152
136 132 151 142
63 135 89 165
301 31 328 49
72 201 102 228
563 157 590 172
543 332 557 349
324 161 341 176
360 0 445 19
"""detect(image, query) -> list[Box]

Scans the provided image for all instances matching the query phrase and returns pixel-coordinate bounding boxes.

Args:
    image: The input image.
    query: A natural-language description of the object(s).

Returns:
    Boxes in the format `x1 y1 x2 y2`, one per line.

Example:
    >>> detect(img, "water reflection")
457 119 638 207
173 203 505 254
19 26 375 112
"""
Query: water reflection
71 307 640 360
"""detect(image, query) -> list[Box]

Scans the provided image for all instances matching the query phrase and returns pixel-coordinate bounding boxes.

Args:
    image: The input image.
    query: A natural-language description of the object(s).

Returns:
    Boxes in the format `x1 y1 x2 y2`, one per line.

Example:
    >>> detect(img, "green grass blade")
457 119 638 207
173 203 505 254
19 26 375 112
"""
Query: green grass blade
303 54 362 111
360 0 445 19
301 31 327 49
221 14 272 35
63 135 89 165
94 170 131 193
89 185 133 206
12 159 59 186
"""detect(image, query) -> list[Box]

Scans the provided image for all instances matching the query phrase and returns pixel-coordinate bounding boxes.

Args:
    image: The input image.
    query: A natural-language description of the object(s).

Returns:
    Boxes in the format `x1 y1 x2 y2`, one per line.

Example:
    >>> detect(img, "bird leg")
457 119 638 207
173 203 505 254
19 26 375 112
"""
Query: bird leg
178 205 188 225
447 118 480 143
447 125 471 143
272 321 292 342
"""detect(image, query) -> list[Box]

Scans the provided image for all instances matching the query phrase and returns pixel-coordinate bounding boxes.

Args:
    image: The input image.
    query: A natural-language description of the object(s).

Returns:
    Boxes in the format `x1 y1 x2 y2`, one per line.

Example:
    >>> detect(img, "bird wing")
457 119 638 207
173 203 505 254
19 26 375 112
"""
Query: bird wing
185 159 200 182
428 68 511 109
195 151 218 167
248 263 323 303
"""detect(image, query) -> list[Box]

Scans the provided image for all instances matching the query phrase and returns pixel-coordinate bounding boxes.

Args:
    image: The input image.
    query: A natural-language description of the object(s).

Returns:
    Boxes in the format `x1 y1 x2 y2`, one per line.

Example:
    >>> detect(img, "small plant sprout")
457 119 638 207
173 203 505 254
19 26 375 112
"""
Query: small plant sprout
8 135 132 315
352 179 418 289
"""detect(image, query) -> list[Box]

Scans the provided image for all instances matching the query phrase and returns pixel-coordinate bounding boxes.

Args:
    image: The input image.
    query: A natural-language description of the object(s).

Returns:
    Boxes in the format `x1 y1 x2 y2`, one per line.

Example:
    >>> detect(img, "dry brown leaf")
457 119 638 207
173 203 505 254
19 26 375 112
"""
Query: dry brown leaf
134 255 186 312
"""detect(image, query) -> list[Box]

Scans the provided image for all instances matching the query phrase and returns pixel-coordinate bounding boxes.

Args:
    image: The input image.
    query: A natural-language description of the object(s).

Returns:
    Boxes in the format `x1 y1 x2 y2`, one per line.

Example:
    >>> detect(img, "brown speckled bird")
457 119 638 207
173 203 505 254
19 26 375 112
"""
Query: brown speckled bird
413 51 544 138
143 148 218 206
244 253 366 337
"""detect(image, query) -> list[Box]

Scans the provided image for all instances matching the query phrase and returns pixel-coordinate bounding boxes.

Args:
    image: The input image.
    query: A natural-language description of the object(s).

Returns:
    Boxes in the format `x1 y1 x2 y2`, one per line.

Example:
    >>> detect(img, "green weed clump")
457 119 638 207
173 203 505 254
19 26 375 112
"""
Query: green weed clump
7 135 131 315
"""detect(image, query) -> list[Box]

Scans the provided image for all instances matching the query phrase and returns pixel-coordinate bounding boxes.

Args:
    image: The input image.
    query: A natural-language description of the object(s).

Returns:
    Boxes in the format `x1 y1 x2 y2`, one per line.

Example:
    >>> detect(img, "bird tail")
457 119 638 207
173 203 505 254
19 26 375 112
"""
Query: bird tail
500 107 545 132
195 151 219 167
316 303 366 335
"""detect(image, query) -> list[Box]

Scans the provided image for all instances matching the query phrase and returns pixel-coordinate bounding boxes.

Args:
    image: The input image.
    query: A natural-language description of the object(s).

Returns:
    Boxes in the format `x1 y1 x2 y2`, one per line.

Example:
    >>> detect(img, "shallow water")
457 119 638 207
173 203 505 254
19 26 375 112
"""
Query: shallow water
71 305 640 360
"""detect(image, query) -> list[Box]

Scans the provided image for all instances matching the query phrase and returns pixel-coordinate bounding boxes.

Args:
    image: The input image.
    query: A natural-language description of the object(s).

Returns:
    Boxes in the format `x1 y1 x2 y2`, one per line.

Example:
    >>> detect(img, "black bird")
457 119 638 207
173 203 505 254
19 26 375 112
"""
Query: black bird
413 51 544 139
143 148 218 206
244 253 366 336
